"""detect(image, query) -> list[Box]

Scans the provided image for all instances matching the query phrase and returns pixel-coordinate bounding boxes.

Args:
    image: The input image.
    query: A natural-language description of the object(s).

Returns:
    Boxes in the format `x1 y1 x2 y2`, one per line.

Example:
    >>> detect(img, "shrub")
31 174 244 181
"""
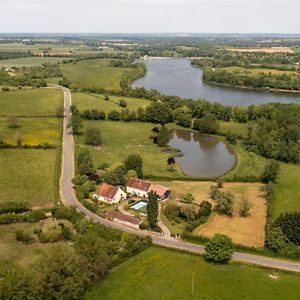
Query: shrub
193 114 219 134
25 210 47 223
98 162 110 170
198 201 212 218
119 99 127 107
1 86 9 92
240 197 252 217
217 178 224 188
261 160 280 183
163 204 180 220
0 201 31 214
215 191 235 216
15 230 34 243
157 126 169 147
204 234 234 263
265 227 289 252
108 110 121 121
183 193 194 203
210 186 219 200
85 127 102 146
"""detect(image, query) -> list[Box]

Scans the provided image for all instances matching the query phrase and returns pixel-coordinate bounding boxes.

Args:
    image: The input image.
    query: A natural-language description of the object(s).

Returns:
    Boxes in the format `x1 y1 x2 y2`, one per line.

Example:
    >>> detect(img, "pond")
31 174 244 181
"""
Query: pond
132 58 300 106
168 129 235 177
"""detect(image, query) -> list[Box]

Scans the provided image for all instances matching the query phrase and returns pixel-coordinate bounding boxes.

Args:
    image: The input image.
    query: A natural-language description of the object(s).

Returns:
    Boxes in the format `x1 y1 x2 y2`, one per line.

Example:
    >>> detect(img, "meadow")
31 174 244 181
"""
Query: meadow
84 247 300 300
73 92 150 114
0 88 63 116
219 121 248 138
0 149 60 206
60 59 130 91
75 120 183 177
0 117 61 145
0 57 72 67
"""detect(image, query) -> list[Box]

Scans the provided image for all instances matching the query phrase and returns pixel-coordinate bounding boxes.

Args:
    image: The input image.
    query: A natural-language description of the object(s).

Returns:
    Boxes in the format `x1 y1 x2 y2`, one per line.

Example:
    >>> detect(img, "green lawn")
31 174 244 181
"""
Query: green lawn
0 89 63 116
0 149 60 206
0 57 72 67
272 163 300 219
0 117 61 145
84 247 300 300
75 121 183 177
73 92 150 114
219 121 248 138
60 59 130 91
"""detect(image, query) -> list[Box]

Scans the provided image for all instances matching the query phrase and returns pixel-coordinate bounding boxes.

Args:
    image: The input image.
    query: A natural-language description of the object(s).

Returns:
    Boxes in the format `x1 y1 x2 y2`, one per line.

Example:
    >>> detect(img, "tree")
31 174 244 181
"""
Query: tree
124 154 143 178
261 160 280 183
15 132 22 146
217 178 224 188
147 191 158 229
145 102 173 123
240 196 252 217
173 106 192 127
193 114 219 134
125 169 138 183
85 127 102 146
167 157 175 165
183 193 194 203
198 201 212 218
56 105 64 118
204 234 234 263
119 99 127 107
76 147 94 175
157 126 169 147
265 227 289 252
7 115 19 128
215 191 235 216
104 95 109 101
69 115 83 135
107 110 121 121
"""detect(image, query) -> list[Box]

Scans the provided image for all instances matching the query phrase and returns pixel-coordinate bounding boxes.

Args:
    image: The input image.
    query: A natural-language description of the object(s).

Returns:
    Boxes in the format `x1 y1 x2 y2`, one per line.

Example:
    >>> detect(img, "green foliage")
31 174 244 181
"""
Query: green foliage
261 160 280 183
183 193 194 203
204 234 234 263
102 166 126 186
215 191 235 216
173 107 192 127
85 127 102 146
145 102 173 124
7 115 19 129
125 169 138 183
123 154 143 178
69 114 83 135
226 131 237 144
240 196 252 217
15 230 34 243
273 212 300 245
107 110 121 121
193 114 220 134
147 191 158 228
119 99 127 108
198 201 212 218
265 227 289 253
76 147 94 175
157 126 169 147
0 201 31 214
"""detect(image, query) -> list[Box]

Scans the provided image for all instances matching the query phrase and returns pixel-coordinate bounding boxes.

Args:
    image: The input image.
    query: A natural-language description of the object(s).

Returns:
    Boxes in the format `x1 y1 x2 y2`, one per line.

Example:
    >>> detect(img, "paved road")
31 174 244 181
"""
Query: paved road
58 86 300 273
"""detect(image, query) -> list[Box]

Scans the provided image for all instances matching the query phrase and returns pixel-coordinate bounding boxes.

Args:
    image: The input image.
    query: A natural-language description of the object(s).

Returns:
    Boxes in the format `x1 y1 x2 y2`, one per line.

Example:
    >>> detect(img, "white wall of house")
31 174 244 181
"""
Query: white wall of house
127 187 148 198
93 188 126 204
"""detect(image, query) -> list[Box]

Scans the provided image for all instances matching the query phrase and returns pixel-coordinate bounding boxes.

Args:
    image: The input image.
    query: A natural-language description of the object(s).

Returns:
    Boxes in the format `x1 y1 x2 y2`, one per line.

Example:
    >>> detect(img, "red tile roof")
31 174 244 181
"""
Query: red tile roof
106 210 141 225
127 178 151 191
149 184 169 198
96 183 119 200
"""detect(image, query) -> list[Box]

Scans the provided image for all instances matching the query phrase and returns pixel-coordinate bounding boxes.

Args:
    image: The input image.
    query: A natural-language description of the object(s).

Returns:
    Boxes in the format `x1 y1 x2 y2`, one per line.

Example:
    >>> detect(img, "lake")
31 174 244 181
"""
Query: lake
132 58 300 106
168 129 235 177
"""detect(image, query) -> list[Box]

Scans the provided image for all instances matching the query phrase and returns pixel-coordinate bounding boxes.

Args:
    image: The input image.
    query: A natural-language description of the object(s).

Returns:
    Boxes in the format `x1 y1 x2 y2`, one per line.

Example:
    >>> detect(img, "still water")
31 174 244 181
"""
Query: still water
168 129 235 177
132 58 300 106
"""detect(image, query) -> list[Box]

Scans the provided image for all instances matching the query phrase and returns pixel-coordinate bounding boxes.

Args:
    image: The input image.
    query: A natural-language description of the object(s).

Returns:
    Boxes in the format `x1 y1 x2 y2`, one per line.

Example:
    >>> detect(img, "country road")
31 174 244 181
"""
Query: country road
58 86 300 273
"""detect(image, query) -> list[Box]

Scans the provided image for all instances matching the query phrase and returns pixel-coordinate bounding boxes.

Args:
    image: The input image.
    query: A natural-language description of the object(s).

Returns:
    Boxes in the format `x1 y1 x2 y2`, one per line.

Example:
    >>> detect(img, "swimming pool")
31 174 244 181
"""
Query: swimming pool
131 200 147 210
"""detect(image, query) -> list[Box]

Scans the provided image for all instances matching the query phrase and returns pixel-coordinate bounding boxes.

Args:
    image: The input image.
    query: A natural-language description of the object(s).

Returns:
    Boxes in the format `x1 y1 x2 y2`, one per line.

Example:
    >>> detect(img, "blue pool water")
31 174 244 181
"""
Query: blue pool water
131 201 147 210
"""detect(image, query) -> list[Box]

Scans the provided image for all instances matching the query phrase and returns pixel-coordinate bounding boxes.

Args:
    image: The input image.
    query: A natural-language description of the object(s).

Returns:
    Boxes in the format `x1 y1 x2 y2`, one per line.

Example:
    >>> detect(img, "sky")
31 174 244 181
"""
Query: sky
1 0 300 33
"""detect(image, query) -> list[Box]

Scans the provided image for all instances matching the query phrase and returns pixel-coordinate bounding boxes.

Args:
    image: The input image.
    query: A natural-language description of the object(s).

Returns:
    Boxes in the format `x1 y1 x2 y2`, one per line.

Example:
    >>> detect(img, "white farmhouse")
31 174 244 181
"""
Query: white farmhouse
93 183 126 204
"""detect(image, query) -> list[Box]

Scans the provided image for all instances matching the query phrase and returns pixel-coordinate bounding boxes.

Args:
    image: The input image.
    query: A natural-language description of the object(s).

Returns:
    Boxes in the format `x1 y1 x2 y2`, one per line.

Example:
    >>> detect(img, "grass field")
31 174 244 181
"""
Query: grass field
0 220 72 268
0 57 72 67
219 121 248 138
84 247 300 300
60 59 130 91
227 47 294 54
0 89 63 116
75 120 183 177
272 163 300 219
73 92 150 114
0 117 61 145
160 181 266 247
0 149 60 206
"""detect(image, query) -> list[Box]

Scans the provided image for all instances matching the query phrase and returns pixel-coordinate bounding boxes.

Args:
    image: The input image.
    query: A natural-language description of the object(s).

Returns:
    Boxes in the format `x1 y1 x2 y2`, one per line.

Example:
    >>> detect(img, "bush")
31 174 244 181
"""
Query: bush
98 162 110 170
265 227 289 252
193 114 219 134
108 110 121 121
0 201 31 214
198 201 212 218
204 234 234 263
1 86 9 92
25 210 47 223
183 193 194 203
119 99 127 107
15 230 34 243
85 127 102 146
261 160 280 183
215 191 235 216
210 186 219 200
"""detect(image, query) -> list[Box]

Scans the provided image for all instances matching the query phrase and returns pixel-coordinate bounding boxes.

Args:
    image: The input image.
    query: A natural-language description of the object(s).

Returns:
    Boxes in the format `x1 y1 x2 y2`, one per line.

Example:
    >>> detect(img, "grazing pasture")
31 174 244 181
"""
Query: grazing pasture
0 89 63 116
73 92 150 114
84 247 300 300
60 59 130 91
0 149 60 206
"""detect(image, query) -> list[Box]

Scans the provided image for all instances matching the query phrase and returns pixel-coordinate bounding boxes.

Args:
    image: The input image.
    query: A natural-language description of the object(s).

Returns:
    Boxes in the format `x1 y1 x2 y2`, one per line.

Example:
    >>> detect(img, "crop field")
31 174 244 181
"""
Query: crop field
60 59 130 91
0 117 61 145
227 47 295 54
160 181 266 247
75 120 183 177
0 149 60 206
0 57 72 67
0 219 72 268
0 88 63 116
73 92 150 114
84 247 300 300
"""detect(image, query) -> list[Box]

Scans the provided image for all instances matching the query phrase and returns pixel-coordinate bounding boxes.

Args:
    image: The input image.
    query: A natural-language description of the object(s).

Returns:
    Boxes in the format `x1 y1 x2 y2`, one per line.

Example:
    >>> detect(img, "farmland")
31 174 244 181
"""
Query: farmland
73 92 150 114
0 57 72 67
60 59 131 91
84 247 300 300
